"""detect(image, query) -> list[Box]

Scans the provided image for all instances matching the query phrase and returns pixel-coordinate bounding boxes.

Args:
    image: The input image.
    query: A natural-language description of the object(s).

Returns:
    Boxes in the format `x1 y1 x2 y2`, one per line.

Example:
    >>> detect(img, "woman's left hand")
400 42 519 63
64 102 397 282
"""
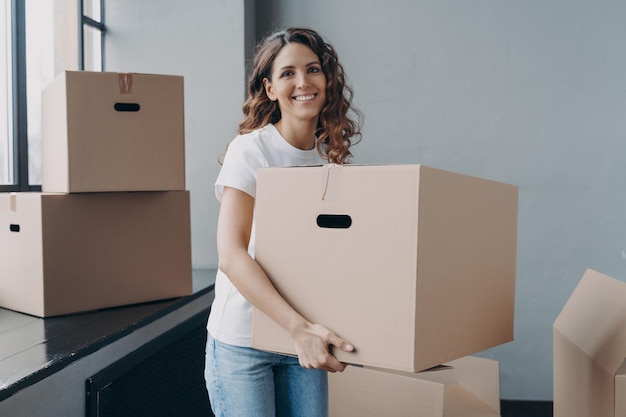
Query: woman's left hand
292 322 354 373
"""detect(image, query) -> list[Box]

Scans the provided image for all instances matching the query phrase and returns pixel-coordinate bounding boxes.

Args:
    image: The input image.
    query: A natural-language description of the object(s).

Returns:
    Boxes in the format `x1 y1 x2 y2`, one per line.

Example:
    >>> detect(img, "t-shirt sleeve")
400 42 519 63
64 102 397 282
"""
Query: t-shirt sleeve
215 135 266 201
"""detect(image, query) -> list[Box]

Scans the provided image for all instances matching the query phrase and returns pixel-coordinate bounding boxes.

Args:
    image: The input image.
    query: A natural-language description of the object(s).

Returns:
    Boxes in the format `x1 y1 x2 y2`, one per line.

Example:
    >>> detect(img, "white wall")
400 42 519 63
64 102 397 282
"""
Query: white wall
105 0 246 270
258 0 626 401
103 0 626 401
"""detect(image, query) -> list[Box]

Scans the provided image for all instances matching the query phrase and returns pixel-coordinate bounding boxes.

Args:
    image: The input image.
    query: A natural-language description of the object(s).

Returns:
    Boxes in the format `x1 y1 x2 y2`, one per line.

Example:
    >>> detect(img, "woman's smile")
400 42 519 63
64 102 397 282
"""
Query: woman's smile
294 93 317 102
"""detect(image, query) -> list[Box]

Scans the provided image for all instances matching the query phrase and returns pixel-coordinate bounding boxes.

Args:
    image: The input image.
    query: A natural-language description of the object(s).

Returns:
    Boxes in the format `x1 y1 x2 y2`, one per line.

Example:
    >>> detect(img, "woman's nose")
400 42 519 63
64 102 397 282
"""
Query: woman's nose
295 72 309 88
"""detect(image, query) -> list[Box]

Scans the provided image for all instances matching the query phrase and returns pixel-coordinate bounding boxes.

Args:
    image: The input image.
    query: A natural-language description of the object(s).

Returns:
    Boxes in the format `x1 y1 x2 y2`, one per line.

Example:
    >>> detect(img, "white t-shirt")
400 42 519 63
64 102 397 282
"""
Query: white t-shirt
207 123 326 347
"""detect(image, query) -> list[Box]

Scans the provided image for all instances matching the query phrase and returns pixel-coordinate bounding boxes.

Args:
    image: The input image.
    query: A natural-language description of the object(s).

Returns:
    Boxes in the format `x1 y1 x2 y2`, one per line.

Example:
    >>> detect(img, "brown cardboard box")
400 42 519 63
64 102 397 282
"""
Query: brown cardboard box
329 356 501 417
553 269 626 417
0 191 192 317
42 71 185 193
252 164 518 372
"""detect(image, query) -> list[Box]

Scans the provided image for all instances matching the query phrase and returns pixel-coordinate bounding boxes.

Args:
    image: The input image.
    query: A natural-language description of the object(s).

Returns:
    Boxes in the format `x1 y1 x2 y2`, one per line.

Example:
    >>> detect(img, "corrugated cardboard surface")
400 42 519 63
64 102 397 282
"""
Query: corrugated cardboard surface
0 193 45 316
0 191 192 317
331 366 445 417
553 269 626 417
329 356 500 417
253 164 517 372
42 71 185 193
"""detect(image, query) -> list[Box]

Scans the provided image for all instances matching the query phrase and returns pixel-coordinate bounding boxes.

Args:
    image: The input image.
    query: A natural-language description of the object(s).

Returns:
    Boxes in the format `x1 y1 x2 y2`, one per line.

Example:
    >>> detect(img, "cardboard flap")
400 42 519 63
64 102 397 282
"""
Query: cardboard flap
554 269 626 374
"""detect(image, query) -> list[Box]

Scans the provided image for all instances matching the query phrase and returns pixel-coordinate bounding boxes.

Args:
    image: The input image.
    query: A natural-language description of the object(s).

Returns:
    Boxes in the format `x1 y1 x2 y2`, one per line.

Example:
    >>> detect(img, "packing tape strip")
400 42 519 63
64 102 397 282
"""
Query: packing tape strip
118 73 133 94
320 163 342 201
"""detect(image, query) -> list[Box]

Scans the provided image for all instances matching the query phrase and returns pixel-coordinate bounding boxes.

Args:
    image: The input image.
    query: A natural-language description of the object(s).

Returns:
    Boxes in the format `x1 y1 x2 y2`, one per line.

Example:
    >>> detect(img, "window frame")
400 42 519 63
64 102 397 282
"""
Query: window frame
0 0 105 193
79 0 105 71
0 0 30 192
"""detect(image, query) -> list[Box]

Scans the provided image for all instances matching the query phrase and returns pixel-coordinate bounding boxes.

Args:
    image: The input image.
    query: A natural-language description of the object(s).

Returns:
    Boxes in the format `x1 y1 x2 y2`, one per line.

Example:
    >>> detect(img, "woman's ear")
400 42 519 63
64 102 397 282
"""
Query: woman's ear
263 77 277 102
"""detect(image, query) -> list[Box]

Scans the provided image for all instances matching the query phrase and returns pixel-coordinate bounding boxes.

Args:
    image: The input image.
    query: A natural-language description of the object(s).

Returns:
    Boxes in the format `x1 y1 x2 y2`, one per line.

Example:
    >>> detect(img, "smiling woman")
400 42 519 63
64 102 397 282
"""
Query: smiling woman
206 27 362 417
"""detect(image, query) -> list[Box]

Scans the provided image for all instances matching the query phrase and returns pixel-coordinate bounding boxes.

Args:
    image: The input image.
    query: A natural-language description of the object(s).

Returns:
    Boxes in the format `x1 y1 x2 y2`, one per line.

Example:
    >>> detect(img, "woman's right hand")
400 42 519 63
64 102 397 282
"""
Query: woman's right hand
292 322 354 373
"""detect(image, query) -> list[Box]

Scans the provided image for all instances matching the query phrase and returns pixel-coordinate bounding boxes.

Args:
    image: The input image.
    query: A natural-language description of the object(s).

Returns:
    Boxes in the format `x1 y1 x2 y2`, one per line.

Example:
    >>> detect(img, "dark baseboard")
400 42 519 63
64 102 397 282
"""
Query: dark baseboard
500 400 553 417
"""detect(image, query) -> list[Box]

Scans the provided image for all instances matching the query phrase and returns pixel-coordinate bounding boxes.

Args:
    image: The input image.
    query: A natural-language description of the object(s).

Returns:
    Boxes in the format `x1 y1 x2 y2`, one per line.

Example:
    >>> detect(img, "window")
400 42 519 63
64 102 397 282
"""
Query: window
1 0 13 187
0 0 105 192
81 0 105 72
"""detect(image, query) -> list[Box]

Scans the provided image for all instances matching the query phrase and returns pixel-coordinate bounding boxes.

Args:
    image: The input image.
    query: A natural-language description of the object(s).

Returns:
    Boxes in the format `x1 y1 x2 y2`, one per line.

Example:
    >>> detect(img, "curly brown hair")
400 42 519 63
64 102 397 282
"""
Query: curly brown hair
239 27 362 164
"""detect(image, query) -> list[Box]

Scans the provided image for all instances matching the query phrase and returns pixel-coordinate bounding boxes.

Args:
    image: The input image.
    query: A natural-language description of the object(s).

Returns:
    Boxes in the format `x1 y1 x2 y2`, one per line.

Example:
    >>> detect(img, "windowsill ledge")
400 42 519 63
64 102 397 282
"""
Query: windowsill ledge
0 268 216 402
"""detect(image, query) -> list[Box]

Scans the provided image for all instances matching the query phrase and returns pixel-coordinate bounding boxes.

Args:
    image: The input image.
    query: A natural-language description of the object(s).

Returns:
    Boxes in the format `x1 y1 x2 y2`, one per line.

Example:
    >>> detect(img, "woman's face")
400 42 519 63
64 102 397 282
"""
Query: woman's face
263 42 327 125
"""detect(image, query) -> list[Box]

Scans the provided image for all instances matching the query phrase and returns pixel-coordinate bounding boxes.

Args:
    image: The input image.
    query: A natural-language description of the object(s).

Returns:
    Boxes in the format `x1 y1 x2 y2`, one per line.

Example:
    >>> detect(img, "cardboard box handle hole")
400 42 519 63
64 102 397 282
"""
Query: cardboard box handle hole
114 103 141 112
316 214 352 229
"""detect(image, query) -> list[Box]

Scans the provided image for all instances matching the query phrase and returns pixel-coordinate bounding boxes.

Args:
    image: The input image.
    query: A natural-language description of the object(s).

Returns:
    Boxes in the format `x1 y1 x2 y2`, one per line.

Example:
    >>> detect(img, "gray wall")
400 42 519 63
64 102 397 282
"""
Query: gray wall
105 0 626 401
105 0 246 273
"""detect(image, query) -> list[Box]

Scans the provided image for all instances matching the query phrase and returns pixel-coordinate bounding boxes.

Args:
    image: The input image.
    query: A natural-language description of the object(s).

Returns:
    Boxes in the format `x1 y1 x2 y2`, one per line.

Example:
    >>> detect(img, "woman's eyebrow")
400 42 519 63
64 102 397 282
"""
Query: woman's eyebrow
277 65 295 72
277 61 320 71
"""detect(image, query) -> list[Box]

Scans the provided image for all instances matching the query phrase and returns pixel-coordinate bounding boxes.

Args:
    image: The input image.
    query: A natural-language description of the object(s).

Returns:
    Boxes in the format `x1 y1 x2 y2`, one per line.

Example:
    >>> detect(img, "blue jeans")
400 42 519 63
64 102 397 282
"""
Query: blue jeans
205 334 328 417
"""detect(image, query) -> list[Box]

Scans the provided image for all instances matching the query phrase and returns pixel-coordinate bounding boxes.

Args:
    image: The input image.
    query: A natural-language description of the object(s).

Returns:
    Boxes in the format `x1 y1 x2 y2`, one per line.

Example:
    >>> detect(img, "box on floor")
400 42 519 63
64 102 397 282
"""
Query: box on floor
329 356 501 417
42 70 185 193
553 268 626 417
0 191 192 317
252 164 518 372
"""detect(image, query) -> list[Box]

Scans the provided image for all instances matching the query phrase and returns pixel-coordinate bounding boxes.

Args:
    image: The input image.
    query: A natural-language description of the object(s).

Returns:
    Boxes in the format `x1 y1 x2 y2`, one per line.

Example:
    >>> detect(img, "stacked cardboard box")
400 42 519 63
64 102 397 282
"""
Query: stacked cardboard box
553 269 626 417
0 71 192 317
251 164 518 414
329 356 501 417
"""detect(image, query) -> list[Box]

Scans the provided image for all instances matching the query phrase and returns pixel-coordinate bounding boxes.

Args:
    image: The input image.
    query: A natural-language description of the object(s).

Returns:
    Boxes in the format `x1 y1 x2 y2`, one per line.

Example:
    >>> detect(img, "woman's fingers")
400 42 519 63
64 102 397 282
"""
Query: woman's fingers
294 324 355 372
326 332 355 353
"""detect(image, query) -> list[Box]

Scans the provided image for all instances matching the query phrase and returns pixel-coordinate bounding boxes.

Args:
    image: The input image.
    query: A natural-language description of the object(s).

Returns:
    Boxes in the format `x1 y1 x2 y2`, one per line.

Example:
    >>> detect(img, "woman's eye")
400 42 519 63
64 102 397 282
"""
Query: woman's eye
281 71 293 78
308 66 321 73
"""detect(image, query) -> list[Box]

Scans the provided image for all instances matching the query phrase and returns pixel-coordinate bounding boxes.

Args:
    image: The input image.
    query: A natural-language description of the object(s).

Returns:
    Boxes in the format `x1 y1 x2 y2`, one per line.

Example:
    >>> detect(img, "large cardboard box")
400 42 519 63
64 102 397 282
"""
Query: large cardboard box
253 164 518 372
42 71 185 193
553 269 626 417
0 191 193 317
329 356 501 417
